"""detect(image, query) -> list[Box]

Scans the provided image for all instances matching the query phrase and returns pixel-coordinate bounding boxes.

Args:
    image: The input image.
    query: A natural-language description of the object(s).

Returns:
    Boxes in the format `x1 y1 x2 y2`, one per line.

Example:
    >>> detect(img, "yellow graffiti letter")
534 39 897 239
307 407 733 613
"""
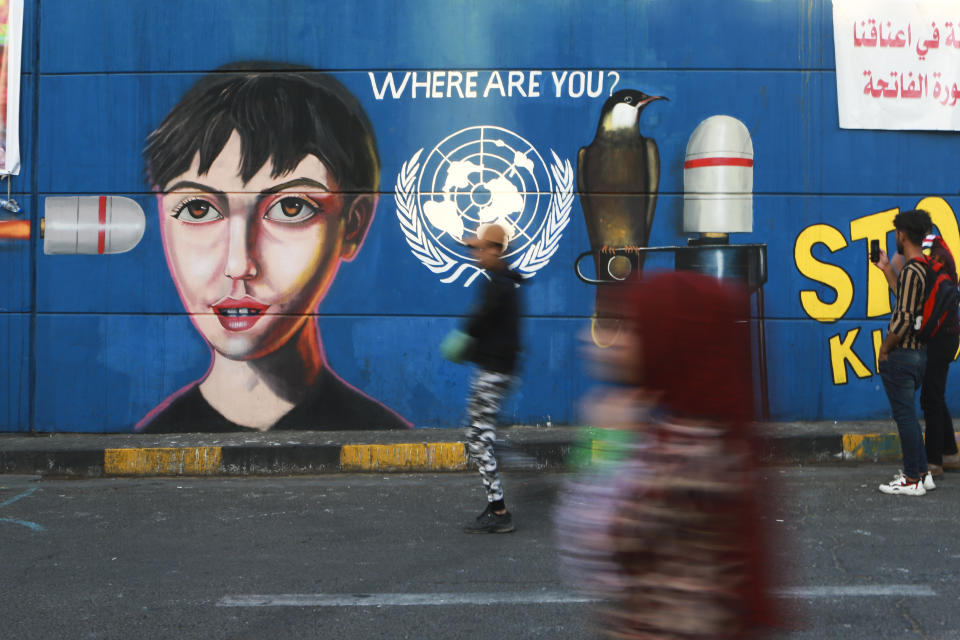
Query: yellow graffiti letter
872 328 883 373
795 224 853 322
829 328 872 385
850 207 897 318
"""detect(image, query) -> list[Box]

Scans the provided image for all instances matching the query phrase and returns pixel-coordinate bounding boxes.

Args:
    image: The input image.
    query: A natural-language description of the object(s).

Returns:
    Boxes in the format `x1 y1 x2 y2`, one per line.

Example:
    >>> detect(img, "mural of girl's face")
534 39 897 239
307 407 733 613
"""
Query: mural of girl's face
158 131 371 360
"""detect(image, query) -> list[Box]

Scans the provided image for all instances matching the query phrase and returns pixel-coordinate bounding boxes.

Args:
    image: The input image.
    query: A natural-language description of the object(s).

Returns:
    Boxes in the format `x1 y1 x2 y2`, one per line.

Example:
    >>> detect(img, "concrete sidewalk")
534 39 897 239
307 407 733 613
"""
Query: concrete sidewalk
0 420 918 477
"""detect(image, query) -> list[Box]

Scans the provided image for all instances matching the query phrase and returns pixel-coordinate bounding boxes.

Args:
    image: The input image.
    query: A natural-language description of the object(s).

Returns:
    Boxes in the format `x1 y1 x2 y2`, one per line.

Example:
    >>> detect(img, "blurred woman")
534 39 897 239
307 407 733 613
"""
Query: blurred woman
556 271 781 639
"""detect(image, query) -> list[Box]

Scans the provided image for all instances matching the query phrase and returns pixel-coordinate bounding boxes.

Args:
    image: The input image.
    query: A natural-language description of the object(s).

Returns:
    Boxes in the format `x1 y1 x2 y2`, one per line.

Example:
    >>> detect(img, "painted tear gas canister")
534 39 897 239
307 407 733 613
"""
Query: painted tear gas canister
44 196 145 255
683 115 754 234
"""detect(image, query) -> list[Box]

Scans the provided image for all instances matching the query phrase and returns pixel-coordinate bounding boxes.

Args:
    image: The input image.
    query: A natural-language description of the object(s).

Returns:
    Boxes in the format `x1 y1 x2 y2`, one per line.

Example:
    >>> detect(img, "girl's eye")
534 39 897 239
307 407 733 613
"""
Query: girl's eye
264 197 318 223
172 199 223 224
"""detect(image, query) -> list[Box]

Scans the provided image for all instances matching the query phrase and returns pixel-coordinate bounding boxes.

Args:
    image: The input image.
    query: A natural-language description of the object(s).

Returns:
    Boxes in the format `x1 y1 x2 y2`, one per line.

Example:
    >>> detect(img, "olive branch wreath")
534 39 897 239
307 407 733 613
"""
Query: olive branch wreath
394 148 572 287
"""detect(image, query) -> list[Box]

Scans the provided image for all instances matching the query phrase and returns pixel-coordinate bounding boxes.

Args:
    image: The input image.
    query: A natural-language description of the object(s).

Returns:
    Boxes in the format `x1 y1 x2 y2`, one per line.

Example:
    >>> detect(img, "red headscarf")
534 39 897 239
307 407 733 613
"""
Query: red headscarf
924 234 958 283
627 270 754 424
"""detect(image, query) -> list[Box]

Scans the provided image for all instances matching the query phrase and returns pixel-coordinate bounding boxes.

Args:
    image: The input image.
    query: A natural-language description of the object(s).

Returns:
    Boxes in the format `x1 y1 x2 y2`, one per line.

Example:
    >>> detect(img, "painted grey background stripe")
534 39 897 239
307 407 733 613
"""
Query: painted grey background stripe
777 585 936 598
219 592 598 607
218 585 936 607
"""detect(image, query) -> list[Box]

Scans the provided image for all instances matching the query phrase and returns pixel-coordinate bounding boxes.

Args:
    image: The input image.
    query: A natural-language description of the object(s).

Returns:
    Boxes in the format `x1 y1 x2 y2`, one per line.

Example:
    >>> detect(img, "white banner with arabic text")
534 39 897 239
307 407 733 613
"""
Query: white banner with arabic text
834 0 960 131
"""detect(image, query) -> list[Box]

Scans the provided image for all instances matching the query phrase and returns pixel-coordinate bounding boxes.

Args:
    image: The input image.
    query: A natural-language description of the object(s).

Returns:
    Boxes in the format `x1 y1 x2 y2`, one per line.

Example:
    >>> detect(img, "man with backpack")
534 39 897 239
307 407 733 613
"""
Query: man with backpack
881 231 960 478
872 209 933 495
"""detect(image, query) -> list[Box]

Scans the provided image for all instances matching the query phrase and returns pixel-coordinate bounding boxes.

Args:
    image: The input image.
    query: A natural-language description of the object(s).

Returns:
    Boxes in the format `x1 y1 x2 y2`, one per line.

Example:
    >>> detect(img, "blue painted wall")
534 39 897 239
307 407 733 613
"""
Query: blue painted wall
2 0 957 432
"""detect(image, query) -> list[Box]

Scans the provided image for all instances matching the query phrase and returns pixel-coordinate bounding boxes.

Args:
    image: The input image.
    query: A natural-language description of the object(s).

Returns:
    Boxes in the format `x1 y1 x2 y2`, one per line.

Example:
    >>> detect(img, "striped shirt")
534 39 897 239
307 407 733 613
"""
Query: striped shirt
888 260 926 350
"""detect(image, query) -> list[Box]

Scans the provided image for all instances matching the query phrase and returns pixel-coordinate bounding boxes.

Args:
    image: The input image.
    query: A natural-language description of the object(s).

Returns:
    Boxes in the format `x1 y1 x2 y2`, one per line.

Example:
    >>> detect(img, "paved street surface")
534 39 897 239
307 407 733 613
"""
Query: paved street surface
1 466 959 639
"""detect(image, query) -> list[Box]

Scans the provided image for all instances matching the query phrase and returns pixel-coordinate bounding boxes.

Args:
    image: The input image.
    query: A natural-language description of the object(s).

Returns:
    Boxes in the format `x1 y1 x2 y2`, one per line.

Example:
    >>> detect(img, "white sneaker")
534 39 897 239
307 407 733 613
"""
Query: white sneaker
891 469 936 491
893 469 937 491
879 475 926 496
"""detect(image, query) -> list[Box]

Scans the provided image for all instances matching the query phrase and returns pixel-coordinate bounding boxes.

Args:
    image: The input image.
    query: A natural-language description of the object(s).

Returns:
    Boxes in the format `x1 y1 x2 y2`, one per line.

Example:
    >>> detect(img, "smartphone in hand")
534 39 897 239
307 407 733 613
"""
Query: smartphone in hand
870 239 881 263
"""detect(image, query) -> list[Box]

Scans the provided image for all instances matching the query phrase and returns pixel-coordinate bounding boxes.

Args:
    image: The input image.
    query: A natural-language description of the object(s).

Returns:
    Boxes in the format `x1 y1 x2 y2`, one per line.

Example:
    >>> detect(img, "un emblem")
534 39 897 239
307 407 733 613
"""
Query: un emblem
395 125 573 286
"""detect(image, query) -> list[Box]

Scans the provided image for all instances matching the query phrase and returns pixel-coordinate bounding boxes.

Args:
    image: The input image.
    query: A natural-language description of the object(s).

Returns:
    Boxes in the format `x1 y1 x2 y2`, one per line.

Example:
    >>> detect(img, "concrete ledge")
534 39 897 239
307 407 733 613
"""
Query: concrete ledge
0 424 930 477
0 449 104 476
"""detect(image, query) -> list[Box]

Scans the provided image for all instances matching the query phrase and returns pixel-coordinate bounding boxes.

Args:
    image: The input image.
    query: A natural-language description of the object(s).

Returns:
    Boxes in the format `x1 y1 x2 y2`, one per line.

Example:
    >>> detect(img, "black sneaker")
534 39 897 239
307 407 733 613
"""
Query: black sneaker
463 505 515 533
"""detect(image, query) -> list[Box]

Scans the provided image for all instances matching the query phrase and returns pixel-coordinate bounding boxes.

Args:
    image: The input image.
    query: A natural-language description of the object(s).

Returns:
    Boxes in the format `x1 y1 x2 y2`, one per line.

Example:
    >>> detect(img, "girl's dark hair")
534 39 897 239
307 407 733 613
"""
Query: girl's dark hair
144 62 379 194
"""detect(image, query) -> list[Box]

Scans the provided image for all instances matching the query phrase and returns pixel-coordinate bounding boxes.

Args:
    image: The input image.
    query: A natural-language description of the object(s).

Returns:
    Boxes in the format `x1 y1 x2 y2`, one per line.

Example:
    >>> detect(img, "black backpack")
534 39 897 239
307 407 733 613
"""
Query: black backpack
913 255 960 342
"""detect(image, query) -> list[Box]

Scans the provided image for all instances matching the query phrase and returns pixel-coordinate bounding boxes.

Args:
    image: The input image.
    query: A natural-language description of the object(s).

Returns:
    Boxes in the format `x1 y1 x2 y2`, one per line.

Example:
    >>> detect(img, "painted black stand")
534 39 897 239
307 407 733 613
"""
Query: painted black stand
575 242 770 419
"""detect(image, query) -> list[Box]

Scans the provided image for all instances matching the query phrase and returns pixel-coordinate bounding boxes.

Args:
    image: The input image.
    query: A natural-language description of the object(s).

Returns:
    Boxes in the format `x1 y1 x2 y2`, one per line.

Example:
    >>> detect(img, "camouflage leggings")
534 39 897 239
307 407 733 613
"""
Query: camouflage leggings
465 369 513 503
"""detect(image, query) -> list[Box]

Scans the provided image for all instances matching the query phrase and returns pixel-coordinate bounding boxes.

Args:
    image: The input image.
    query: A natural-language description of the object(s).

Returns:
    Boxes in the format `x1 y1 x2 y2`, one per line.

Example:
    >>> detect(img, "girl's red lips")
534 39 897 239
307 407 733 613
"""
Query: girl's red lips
212 296 269 313
211 297 270 332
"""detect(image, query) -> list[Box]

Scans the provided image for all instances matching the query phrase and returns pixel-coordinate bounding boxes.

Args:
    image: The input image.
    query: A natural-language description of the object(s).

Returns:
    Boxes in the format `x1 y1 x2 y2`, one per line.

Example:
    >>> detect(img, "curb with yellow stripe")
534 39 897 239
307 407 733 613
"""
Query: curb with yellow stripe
0 431 929 477
99 435 610 475
104 447 225 475
103 442 475 476
97 433 911 474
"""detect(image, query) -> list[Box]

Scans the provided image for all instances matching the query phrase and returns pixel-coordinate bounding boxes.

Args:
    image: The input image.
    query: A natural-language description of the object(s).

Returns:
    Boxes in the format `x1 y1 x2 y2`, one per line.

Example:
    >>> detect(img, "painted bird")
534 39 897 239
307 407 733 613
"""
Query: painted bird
578 89 666 342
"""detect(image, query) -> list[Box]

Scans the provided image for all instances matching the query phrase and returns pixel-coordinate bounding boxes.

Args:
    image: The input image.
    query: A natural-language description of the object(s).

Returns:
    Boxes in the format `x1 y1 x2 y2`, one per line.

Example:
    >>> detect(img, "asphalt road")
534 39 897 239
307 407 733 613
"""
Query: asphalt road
1 466 958 639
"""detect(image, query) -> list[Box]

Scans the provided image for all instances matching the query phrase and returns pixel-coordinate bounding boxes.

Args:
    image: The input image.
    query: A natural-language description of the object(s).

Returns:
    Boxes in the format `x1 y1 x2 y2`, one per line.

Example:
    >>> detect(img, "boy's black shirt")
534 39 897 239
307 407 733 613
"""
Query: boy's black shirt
466 266 523 374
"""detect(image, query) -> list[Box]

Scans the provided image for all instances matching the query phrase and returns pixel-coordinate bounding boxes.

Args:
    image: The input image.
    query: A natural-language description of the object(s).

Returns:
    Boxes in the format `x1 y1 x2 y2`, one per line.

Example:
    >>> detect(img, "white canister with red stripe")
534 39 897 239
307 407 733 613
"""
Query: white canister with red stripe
683 115 753 234
44 196 145 255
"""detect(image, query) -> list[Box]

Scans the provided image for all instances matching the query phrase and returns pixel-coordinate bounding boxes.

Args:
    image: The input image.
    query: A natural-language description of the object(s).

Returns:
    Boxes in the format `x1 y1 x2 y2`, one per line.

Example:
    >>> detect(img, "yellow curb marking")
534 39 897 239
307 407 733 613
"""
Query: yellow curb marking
591 438 602 464
841 434 901 461
340 443 467 471
104 447 223 476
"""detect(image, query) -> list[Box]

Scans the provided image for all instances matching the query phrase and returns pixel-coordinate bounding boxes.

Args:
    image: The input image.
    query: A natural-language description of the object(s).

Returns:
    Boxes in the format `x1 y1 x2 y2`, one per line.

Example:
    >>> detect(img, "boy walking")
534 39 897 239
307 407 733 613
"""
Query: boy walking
462 224 523 532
